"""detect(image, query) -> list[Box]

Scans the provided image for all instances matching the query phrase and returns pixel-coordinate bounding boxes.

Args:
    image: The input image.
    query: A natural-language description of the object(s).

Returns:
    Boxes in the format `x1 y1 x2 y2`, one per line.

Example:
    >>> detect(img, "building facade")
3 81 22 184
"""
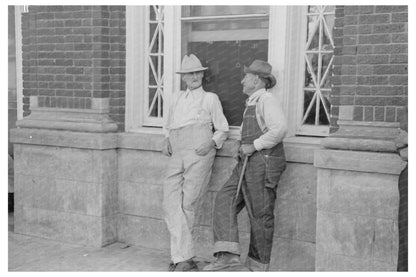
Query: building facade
10 5 408 271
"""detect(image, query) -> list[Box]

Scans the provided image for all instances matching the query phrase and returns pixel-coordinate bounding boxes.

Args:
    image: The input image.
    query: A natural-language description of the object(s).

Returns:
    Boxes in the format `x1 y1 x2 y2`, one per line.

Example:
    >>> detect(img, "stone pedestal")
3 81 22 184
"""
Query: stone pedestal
117 134 320 271
314 120 407 271
10 103 119 247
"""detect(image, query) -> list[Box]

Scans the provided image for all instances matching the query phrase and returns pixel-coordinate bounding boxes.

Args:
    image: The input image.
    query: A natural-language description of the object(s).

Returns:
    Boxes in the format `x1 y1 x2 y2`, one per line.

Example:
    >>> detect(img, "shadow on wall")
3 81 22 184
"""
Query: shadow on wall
9 154 14 213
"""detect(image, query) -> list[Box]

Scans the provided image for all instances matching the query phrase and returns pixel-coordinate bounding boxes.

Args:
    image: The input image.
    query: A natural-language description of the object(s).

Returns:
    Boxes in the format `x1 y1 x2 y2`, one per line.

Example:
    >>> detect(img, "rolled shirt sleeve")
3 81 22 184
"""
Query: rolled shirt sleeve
209 93 229 149
253 93 287 151
162 91 175 138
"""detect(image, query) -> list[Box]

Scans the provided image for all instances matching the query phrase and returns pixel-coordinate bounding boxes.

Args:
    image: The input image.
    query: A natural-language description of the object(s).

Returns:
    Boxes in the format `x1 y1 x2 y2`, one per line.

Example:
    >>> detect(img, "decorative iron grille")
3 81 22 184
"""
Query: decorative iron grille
302 6 334 127
145 5 165 125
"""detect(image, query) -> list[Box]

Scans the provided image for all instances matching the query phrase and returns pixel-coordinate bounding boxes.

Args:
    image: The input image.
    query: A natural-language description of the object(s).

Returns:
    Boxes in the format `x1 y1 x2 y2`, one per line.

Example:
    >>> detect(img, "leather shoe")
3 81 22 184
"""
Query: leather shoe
203 252 241 271
174 259 198 271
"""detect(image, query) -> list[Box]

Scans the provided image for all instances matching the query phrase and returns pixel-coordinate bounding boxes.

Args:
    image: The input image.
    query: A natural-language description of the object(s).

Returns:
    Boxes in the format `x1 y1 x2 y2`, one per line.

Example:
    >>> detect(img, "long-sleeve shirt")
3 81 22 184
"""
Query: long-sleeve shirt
242 88 287 151
164 86 229 149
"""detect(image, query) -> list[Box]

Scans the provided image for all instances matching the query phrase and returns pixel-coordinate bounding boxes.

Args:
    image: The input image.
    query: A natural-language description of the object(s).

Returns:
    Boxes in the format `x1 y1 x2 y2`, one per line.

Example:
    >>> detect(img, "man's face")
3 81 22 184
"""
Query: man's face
182 71 204 90
241 73 258 96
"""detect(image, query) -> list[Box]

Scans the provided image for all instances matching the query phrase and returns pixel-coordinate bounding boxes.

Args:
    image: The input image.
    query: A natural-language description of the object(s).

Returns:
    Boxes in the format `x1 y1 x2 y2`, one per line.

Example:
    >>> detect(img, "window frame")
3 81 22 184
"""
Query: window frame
125 5 332 138
295 6 334 136
142 5 166 127
14 6 25 120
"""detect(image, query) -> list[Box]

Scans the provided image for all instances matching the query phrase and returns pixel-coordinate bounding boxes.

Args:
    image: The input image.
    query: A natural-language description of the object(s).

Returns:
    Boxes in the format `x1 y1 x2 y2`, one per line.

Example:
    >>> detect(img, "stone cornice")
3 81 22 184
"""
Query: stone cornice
16 107 118 133
321 137 397 153
10 128 118 150
314 149 406 175
322 120 402 153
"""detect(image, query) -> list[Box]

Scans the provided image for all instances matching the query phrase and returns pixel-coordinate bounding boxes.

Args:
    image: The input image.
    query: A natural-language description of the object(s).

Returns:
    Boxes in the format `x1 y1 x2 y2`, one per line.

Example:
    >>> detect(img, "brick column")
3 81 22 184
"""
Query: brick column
330 5 408 128
12 6 126 247
316 5 408 271
20 5 126 131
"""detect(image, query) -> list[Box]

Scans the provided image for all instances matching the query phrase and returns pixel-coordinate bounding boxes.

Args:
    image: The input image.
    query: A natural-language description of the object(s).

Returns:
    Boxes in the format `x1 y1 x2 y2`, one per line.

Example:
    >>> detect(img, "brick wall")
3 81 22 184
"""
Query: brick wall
330 5 408 131
21 6 126 130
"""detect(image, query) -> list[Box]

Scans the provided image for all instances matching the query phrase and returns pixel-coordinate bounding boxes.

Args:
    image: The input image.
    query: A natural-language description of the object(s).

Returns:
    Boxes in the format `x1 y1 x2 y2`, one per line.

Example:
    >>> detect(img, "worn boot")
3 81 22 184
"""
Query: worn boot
168 261 176 271
173 259 198 271
203 252 241 271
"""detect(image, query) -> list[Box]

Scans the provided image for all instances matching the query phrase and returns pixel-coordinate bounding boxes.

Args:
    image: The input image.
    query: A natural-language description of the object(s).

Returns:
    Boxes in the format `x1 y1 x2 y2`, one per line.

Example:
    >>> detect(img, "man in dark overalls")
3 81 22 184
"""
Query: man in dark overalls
203 60 288 271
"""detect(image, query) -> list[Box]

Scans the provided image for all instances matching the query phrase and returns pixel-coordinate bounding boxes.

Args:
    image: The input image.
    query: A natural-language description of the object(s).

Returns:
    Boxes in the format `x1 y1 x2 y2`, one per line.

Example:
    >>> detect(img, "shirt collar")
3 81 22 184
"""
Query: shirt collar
247 88 267 105
185 86 204 98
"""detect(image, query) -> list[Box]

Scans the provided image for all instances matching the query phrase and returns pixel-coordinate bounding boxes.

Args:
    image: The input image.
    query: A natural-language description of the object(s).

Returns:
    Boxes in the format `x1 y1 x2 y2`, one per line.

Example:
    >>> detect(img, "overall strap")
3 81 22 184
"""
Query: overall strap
199 91 206 110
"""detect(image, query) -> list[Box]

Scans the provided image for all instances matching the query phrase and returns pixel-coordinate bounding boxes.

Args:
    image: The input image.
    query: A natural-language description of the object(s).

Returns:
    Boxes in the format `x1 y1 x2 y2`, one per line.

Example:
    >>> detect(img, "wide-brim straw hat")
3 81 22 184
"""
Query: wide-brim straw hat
244 59 277 89
176 54 208 74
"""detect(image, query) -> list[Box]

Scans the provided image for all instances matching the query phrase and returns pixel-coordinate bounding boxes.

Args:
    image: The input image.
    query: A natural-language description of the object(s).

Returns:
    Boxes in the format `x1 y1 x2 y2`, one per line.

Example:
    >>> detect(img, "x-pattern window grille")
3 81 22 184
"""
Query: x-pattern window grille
145 5 165 125
302 6 334 127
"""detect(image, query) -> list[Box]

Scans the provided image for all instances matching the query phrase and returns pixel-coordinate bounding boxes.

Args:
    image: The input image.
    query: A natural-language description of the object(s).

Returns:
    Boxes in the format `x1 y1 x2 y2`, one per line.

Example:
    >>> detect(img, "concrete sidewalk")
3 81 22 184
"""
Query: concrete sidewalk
8 213 207 271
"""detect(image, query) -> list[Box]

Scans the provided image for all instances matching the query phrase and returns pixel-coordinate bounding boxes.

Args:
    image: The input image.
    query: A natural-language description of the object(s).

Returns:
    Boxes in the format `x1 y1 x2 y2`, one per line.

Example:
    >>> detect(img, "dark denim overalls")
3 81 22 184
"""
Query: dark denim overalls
212 97 286 270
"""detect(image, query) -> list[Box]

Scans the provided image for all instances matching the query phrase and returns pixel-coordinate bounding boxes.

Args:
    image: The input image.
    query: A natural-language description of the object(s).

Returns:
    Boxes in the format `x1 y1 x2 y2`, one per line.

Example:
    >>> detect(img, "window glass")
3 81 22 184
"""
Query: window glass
145 5 164 124
302 5 334 126
181 6 269 126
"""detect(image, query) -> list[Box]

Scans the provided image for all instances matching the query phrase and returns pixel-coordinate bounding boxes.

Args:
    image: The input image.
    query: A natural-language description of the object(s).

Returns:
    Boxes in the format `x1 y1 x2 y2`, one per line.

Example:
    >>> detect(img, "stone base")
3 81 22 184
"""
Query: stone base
11 125 322 269
116 136 320 271
314 149 404 271
14 206 117 247
11 129 118 247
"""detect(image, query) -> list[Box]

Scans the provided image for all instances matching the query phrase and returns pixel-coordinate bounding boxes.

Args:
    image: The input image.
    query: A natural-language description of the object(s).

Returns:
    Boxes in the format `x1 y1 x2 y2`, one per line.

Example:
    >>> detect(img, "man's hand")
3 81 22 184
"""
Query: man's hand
239 144 256 158
195 140 216 156
162 137 172 157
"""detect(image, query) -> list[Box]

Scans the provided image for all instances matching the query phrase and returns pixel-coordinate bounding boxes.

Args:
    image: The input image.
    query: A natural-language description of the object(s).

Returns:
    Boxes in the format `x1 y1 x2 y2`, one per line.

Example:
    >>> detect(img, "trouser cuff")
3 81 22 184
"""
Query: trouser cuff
245 256 270 271
213 241 240 256
172 254 195 264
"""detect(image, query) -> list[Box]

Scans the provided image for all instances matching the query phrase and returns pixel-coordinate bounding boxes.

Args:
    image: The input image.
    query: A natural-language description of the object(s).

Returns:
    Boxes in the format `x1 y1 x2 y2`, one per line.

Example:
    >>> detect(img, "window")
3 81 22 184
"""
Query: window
296 5 334 136
126 6 335 138
10 6 24 121
144 5 165 126
180 6 269 126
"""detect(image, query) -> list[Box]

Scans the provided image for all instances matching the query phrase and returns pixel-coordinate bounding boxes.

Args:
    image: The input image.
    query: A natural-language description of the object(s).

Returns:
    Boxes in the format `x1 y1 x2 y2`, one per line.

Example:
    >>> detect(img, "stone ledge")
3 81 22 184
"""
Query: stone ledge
322 137 397 152
283 136 322 164
10 128 118 150
11 126 325 161
118 132 165 151
16 108 118 133
119 131 241 158
314 149 406 174
322 120 403 153
332 120 400 140
119 133 322 161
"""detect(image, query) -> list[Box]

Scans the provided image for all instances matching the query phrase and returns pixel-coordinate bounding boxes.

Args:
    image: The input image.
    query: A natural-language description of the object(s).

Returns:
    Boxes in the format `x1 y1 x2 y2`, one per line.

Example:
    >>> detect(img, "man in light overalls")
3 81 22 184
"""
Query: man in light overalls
204 60 287 271
162 54 229 271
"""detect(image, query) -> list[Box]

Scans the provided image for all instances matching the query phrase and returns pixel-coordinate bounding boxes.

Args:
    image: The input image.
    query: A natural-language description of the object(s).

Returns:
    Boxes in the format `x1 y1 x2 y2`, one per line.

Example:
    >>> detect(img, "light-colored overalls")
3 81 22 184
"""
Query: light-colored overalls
163 94 216 263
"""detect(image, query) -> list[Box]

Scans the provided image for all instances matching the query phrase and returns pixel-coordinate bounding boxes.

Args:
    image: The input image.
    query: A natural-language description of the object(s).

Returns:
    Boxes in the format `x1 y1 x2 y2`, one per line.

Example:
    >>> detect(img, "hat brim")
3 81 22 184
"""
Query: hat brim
176 67 208 74
265 75 277 89
244 66 277 89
